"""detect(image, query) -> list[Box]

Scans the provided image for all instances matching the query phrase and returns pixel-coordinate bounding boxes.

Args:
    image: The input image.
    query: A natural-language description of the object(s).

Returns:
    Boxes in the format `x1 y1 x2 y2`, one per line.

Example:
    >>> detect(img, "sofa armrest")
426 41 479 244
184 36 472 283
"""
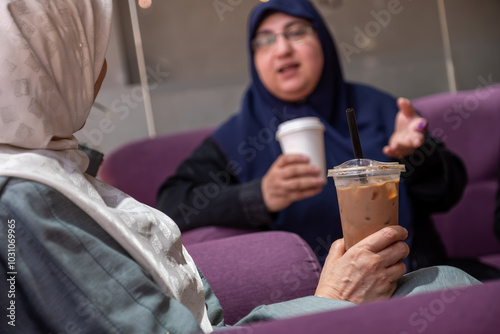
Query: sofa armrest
214 279 500 334
185 231 321 325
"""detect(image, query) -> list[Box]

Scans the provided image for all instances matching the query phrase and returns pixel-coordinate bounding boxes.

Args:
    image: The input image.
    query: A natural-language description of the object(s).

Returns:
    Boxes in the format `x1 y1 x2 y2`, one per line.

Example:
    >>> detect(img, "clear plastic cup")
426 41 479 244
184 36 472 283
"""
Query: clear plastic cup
276 117 326 182
328 159 406 250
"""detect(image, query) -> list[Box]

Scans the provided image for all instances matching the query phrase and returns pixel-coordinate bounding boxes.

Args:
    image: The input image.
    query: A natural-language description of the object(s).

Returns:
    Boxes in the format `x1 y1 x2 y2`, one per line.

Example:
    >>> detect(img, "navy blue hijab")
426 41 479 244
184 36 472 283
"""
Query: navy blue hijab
212 0 411 261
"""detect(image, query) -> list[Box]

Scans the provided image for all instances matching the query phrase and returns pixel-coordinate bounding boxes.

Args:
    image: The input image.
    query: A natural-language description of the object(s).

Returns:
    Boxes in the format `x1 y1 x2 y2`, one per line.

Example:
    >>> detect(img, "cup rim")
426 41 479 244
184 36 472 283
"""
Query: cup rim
276 117 325 141
327 158 406 177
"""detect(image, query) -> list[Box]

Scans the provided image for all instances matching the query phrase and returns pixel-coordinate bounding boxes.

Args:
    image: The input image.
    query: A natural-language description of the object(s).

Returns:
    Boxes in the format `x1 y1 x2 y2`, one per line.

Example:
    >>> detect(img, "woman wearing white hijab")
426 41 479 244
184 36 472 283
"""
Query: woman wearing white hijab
0 0 214 332
0 1 479 333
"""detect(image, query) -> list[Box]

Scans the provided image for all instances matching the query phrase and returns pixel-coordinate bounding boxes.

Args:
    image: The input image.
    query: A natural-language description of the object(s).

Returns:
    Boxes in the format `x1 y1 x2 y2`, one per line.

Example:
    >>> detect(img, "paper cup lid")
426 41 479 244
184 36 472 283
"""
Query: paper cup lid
276 117 325 141
327 159 406 177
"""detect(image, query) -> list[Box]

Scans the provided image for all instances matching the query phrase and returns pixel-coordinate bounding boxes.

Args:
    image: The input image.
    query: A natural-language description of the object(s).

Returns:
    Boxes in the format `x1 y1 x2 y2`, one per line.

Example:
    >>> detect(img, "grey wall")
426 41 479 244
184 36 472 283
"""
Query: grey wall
76 0 500 154
75 0 150 154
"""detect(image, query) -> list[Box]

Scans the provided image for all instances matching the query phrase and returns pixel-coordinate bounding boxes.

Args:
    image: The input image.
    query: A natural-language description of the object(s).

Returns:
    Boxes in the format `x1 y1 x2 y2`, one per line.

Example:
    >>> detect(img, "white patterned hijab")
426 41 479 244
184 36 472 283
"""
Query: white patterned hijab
0 1 212 332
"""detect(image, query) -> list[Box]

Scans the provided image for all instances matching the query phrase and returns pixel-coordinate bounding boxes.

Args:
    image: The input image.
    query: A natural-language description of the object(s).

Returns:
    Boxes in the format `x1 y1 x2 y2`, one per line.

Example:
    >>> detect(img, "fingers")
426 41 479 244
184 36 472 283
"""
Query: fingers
275 154 310 167
275 154 322 178
411 117 427 135
324 238 346 264
282 163 322 180
377 240 410 268
397 97 416 118
416 118 428 132
398 97 428 135
385 261 408 283
383 122 427 158
316 233 407 304
262 154 325 212
382 144 394 157
274 154 324 190
356 225 408 253
281 174 323 191
315 238 347 300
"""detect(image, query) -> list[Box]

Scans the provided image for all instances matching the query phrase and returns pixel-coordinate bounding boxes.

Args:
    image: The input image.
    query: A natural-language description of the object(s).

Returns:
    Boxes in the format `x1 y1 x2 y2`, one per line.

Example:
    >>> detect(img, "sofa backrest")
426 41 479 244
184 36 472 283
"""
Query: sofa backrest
98 127 214 207
413 84 500 258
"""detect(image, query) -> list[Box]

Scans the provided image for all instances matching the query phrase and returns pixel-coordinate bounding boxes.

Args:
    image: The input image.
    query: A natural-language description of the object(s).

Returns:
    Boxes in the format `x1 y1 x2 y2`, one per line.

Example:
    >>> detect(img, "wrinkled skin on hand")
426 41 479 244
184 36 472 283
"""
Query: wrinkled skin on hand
315 225 410 304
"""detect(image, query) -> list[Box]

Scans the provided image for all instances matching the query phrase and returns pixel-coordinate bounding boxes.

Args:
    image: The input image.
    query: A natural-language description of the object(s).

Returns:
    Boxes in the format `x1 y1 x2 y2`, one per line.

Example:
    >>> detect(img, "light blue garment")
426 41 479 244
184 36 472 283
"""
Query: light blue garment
0 177 211 334
232 266 479 327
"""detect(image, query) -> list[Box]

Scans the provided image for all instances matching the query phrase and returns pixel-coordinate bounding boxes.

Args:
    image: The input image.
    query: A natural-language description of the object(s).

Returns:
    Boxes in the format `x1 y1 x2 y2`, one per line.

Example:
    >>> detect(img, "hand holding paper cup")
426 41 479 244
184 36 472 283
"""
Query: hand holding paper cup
275 117 327 182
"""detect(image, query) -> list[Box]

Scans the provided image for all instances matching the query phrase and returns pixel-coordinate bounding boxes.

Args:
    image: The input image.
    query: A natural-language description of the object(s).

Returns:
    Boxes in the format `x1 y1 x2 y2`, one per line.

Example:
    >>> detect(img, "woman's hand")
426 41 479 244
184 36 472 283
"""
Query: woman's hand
262 154 325 212
315 225 409 304
383 98 428 159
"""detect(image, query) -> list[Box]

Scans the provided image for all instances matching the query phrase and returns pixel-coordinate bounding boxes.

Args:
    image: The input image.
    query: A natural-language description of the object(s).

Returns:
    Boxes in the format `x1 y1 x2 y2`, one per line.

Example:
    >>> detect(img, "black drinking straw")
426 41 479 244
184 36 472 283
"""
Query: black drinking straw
346 108 367 182
346 108 363 159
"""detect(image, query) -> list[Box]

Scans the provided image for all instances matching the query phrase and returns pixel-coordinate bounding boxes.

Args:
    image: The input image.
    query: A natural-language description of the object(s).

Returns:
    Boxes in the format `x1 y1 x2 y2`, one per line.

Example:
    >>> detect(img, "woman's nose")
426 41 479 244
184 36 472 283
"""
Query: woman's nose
273 34 294 56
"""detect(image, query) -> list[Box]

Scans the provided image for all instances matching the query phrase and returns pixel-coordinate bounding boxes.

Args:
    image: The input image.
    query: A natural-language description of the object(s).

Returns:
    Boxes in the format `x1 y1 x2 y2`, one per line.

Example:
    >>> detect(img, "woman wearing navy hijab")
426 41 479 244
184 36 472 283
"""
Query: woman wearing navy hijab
158 0 466 269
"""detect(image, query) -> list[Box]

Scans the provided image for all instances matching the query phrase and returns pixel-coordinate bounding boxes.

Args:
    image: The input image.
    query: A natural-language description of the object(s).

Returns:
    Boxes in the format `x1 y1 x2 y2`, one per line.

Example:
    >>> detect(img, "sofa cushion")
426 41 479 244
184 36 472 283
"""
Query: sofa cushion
181 226 260 246
431 181 498 257
98 127 214 207
186 231 321 326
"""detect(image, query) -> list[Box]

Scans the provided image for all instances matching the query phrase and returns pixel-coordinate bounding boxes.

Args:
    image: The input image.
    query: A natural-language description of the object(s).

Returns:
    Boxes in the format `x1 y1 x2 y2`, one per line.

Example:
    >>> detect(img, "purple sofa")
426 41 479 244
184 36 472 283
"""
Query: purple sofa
97 85 500 331
413 84 500 271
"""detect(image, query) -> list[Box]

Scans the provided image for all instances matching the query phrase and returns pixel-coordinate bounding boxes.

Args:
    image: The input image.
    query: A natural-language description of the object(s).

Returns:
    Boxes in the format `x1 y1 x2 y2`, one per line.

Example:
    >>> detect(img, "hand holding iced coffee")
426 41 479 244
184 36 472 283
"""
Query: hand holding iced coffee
315 225 409 304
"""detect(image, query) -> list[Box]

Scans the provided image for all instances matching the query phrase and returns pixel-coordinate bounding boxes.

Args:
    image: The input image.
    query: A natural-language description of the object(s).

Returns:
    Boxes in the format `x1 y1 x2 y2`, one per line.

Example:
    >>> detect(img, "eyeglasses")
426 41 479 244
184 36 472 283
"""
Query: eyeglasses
252 24 315 52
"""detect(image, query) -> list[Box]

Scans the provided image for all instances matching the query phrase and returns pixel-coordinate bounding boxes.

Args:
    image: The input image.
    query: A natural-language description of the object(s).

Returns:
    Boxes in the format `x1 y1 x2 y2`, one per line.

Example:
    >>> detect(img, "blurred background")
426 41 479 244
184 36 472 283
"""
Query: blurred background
76 0 500 155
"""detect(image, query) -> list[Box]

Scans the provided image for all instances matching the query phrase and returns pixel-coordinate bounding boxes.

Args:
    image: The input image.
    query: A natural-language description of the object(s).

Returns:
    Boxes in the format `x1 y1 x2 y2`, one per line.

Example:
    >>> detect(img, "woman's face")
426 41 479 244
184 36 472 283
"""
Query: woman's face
253 12 324 102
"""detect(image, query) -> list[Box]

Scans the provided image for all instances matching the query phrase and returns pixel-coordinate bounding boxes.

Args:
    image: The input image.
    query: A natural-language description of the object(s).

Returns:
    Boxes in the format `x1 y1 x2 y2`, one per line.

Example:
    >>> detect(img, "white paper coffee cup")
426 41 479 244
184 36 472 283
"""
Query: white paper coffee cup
275 117 327 181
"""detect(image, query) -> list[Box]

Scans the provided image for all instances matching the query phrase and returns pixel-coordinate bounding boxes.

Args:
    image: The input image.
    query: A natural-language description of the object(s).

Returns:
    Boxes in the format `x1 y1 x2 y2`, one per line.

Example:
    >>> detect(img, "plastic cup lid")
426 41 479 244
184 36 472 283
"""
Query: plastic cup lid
327 159 406 177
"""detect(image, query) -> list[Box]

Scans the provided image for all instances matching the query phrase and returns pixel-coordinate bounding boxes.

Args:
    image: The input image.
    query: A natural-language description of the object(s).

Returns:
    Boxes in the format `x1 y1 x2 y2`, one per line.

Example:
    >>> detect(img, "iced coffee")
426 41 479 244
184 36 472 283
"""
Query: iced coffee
328 159 405 250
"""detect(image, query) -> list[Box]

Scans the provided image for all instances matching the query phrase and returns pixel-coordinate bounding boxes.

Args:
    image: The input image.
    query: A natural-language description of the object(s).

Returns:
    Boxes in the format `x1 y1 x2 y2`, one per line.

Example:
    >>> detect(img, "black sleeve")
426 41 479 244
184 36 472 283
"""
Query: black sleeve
156 137 273 231
400 134 468 216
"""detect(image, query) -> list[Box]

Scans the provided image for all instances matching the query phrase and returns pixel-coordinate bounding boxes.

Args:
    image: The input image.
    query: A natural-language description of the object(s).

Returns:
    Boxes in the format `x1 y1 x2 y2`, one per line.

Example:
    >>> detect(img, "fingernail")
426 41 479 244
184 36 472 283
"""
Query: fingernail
417 120 428 131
